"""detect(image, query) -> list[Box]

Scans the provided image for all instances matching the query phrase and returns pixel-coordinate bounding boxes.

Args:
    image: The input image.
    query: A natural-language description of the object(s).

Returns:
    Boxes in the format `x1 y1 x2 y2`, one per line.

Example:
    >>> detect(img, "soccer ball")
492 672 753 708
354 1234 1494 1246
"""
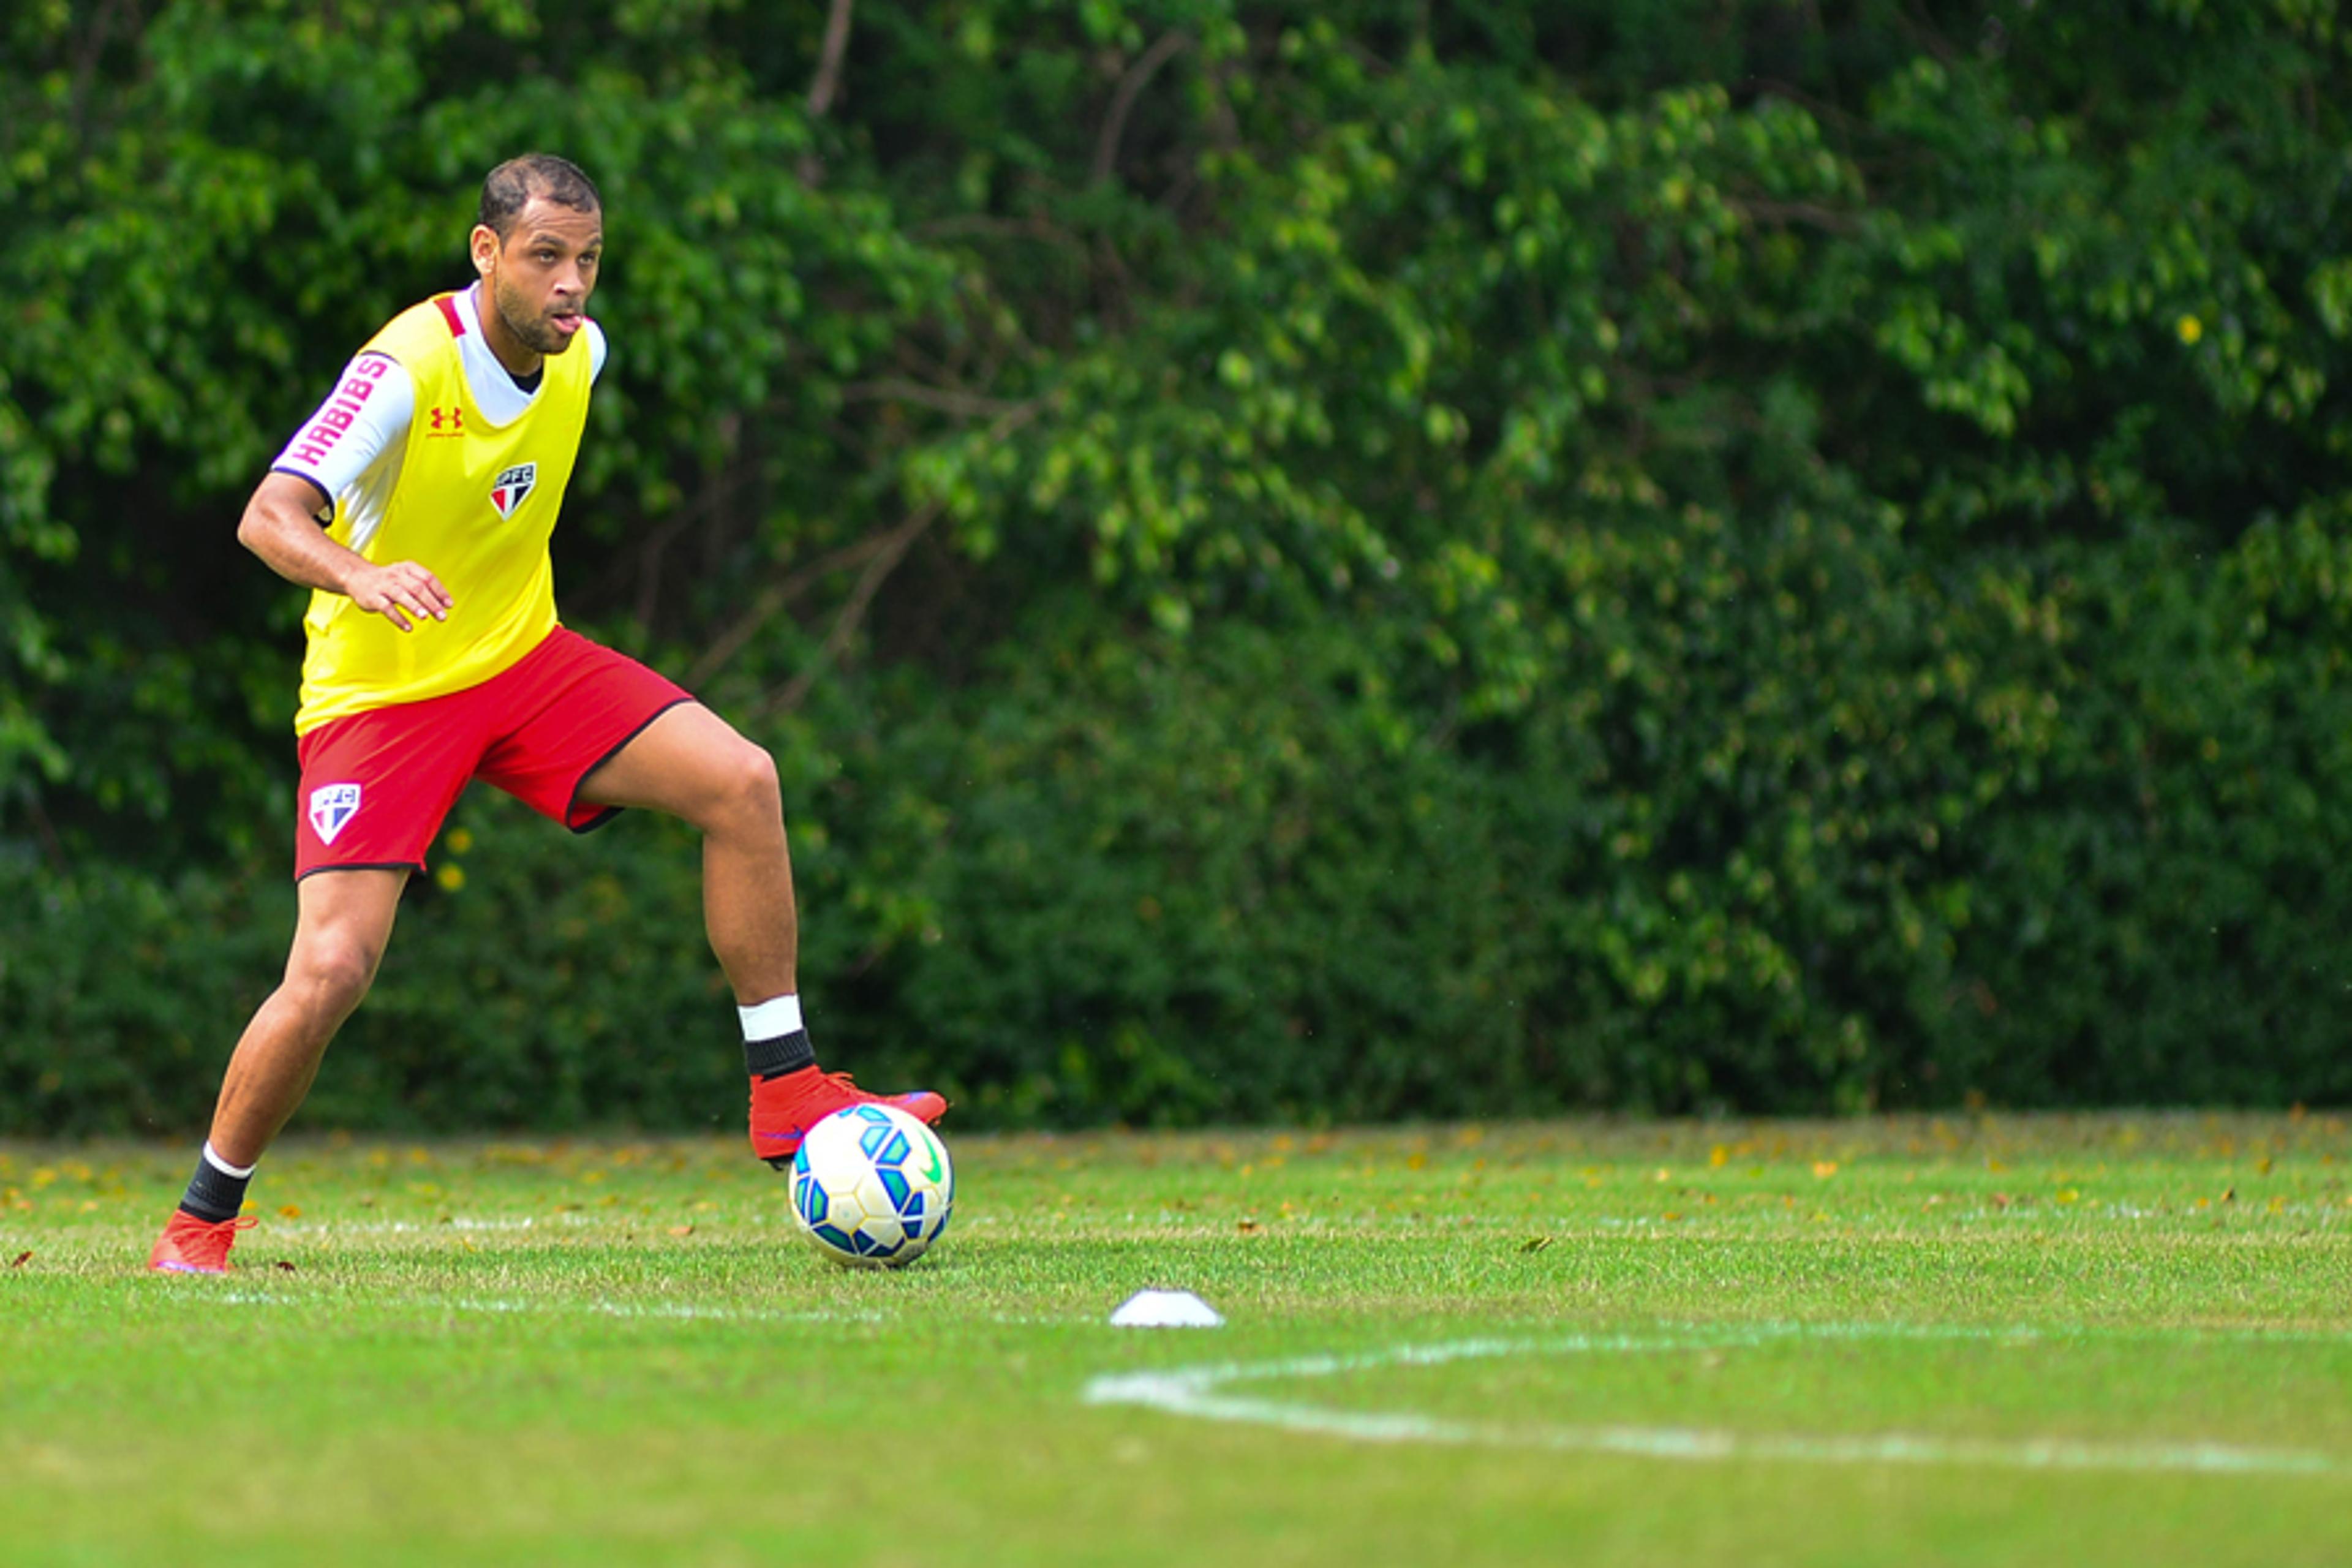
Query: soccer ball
789 1104 954 1267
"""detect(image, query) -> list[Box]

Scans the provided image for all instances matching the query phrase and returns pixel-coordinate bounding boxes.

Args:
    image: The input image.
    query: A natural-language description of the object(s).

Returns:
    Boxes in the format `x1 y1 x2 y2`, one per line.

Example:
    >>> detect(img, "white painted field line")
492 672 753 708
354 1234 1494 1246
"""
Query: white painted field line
1084 1325 2352 1478
197 1289 1072 1328
238 1201 2352 1246
206 1290 888 1325
265 1215 590 1237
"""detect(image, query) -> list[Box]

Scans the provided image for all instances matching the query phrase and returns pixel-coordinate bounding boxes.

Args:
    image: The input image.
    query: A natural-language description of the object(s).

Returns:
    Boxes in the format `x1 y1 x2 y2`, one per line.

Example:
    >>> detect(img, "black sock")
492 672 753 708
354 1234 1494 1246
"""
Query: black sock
179 1147 252 1223
746 1028 817 1080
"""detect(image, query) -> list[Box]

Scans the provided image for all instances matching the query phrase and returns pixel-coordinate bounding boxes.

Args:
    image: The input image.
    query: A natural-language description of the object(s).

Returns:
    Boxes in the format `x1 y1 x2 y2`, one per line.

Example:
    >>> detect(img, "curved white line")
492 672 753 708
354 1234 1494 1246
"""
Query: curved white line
1083 1325 2352 1477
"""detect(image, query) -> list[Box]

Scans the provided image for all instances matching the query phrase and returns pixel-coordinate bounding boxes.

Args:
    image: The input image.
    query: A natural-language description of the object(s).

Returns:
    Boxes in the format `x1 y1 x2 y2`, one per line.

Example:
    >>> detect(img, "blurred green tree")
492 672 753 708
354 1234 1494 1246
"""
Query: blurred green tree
6 0 2351 1131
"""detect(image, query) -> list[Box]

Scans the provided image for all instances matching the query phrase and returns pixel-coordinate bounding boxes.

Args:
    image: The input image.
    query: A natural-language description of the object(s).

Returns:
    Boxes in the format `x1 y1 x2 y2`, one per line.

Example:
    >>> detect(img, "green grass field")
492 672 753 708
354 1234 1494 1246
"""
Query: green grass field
6 1113 2351 1566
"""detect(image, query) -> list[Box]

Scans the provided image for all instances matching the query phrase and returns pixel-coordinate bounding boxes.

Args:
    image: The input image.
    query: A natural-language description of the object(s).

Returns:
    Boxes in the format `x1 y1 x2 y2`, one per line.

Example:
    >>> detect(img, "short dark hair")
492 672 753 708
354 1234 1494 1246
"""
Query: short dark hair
478 154 601 240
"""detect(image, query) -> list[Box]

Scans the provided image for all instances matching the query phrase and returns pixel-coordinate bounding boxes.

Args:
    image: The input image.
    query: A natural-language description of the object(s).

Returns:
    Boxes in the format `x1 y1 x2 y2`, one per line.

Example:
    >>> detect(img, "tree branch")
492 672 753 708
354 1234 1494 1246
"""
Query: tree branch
842 377 1036 419
712 399 1046 710
913 212 1084 247
570 423 759 622
687 524 914 689
1091 29 1191 186
25 796 69 878
1729 197 1861 235
806 0 854 119
70 0 140 142
759 499 944 715
798 0 855 184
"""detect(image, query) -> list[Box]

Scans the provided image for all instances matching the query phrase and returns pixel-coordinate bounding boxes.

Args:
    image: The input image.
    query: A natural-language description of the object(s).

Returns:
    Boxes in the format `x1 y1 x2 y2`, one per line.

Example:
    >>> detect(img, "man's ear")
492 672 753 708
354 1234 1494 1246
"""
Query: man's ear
469 224 499 279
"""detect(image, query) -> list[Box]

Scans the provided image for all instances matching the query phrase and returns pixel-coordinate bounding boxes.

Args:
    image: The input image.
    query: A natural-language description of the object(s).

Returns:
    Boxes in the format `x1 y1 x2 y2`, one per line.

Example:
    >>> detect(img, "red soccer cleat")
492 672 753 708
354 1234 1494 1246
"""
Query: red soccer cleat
750 1067 948 1169
148 1210 259 1275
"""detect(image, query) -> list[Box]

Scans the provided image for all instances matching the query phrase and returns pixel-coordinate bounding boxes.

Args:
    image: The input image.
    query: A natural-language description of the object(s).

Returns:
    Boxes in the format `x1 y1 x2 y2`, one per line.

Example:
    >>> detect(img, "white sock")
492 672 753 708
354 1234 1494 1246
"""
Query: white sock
739 994 804 1041
202 1140 256 1179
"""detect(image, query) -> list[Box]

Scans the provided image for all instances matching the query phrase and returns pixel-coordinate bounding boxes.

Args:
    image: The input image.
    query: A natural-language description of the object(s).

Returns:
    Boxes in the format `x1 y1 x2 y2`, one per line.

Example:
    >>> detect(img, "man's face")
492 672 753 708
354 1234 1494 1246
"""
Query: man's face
472 195 602 358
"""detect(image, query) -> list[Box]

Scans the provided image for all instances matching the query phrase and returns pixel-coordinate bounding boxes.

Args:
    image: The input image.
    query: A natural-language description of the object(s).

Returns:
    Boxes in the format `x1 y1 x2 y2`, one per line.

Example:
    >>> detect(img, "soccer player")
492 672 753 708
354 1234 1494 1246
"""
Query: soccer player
148 154 946 1275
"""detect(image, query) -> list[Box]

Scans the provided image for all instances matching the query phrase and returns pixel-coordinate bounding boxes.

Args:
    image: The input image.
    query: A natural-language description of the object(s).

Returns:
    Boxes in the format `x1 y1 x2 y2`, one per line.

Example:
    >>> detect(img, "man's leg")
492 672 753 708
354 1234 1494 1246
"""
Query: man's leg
211 869 409 1163
575 701 796 1001
576 701 943 1164
151 869 406 1273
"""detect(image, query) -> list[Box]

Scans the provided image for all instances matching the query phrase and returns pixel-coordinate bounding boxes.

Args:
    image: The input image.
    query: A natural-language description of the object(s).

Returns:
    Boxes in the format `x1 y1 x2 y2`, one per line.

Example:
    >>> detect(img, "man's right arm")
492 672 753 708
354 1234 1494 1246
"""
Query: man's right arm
244 351 451 631
237 474 452 631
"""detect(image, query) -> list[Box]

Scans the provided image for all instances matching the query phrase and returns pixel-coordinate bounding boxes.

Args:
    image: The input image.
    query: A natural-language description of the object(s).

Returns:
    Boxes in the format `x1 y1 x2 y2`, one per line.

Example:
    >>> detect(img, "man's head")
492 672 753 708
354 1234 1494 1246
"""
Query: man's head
470 154 603 366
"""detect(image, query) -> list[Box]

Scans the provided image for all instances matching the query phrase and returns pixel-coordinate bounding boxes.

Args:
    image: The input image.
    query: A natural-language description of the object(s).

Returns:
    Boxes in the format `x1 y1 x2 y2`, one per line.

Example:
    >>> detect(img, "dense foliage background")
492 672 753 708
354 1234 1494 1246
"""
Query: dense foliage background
6 0 2350 1134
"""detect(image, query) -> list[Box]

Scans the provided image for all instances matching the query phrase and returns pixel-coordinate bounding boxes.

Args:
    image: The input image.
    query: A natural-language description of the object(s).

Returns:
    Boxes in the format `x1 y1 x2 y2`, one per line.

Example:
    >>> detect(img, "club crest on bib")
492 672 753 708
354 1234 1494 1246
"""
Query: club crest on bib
489 462 538 519
309 783 363 846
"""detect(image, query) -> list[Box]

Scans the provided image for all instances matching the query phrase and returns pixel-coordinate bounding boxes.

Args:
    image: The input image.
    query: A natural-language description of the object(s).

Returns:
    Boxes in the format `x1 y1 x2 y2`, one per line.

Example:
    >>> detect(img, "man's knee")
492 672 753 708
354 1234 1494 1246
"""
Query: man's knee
710 738 782 827
287 929 384 1017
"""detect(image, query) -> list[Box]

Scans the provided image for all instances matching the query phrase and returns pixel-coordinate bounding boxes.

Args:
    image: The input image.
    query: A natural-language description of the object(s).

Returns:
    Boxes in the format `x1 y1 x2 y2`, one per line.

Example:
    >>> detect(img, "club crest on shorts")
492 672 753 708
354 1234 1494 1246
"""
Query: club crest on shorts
489 462 537 519
309 783 363 846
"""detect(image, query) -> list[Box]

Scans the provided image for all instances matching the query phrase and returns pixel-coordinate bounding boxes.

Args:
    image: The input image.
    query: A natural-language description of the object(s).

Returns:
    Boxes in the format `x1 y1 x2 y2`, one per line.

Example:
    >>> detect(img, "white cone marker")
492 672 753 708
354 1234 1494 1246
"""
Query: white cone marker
1110 1289 1225 1328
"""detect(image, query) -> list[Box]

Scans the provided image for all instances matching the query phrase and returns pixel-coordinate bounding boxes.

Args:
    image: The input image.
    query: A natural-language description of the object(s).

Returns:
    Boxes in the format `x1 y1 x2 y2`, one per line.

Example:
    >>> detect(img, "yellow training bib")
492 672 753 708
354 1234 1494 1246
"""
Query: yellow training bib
294 292 592 733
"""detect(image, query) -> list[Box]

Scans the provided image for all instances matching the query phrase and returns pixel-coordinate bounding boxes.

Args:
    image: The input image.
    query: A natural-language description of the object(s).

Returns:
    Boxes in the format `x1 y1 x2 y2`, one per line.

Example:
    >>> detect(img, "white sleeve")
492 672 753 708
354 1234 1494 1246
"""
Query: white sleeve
588 319 608 383
270 353 415 512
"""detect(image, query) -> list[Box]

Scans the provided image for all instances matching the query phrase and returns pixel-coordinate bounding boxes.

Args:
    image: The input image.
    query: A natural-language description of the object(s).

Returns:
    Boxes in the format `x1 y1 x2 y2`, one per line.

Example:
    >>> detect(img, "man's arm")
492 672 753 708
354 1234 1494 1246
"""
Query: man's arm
250 350 452 632
238 473 453 632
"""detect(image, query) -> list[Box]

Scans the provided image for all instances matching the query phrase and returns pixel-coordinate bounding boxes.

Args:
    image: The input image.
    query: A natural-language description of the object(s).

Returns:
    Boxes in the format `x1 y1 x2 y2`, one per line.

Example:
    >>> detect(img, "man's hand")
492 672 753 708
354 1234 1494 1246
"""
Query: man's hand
346 561 454 631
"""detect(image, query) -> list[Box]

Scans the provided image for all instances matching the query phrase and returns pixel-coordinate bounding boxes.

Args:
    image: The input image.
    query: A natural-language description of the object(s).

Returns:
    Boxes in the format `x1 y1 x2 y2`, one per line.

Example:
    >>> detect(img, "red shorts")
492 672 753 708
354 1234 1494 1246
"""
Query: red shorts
293 626 692 880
